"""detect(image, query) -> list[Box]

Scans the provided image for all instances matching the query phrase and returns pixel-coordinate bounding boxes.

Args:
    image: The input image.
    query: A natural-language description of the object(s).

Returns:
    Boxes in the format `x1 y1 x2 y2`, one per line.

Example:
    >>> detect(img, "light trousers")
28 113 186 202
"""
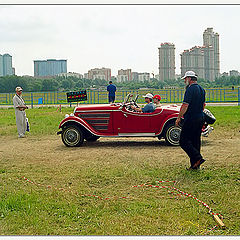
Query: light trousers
15 110 27 137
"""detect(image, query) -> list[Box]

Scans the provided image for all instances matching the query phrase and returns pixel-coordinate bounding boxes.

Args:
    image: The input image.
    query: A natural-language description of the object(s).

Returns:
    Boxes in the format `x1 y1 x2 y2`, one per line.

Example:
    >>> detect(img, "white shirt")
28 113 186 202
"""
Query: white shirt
13 94 26 111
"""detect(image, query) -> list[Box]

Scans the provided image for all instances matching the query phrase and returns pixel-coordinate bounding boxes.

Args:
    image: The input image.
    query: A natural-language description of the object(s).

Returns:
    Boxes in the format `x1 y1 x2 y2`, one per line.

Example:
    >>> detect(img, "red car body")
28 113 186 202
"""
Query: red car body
58 97 214 147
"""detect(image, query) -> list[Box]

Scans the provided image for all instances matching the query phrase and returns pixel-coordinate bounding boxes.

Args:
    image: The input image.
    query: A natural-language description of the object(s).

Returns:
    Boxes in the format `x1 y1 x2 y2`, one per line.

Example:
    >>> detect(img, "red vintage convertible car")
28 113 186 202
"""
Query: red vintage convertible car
58 94 215 147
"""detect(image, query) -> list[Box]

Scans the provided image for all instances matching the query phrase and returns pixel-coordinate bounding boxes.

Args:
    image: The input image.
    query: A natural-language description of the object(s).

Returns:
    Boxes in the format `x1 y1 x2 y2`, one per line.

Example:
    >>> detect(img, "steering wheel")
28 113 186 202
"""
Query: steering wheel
124 102 137 112
132 94 139 108
119 94 131 110
119 93 139 111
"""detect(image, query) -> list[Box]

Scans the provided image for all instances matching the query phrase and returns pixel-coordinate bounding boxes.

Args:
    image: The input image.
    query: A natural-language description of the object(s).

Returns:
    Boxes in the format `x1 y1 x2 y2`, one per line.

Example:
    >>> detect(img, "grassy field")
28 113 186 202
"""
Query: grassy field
0 106 239 235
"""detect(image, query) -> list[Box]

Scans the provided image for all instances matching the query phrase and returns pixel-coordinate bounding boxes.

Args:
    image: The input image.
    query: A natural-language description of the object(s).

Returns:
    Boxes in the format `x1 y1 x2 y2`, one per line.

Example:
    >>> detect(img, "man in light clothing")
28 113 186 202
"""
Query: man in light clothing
13 87 28 138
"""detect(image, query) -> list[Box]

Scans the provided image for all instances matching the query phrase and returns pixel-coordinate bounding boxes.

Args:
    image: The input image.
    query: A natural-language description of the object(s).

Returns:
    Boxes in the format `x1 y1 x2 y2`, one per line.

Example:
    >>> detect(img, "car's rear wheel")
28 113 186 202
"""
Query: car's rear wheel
85 135 100 142
164 123 181 146
61 125 84 147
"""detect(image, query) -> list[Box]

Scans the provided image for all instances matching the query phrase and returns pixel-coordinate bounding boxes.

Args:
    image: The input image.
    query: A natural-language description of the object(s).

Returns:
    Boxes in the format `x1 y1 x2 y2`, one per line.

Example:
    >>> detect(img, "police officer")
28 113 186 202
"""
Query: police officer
13 87 28 138
175 71 206 170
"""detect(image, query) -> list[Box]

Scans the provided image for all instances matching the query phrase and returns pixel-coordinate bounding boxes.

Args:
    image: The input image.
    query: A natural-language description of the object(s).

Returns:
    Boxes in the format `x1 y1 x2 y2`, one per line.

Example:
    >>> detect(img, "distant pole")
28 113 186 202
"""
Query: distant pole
238 87 240 106
31 93 33 109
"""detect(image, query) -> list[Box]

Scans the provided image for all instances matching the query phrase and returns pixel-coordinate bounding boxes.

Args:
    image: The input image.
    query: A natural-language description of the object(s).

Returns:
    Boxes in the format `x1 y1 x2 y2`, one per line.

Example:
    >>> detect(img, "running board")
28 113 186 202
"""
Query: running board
118 133 156 137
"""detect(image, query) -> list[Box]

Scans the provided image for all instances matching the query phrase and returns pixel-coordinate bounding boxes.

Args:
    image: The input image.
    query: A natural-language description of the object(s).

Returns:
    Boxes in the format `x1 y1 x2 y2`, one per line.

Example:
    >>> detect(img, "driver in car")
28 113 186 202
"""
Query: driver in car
131 93 156 113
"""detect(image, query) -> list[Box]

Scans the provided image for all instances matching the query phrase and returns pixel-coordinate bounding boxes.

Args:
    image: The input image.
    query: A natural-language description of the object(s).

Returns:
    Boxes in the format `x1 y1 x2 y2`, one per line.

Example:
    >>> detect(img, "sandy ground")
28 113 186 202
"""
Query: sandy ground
1 129 239 173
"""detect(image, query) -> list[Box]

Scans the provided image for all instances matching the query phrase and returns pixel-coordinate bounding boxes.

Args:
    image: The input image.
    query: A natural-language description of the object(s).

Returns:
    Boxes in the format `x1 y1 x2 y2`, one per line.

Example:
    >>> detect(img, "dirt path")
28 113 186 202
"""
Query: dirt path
1 129 239 172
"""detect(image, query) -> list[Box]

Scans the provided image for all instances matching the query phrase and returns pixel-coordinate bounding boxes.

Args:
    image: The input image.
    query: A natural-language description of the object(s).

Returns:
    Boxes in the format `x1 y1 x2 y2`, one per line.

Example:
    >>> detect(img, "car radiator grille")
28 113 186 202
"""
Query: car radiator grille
78 113 110 131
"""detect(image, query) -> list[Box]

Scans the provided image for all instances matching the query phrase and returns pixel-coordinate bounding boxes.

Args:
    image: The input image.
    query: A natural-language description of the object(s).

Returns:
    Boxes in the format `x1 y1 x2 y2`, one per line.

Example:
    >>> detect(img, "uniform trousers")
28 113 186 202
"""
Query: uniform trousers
179 116 205 167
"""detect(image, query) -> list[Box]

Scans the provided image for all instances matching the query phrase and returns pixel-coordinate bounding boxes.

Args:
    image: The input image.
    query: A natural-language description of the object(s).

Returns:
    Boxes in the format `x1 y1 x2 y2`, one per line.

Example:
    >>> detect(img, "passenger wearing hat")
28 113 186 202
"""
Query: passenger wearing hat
13 87 28 138
153 94 161 107
131 93 156 113
175 71 206 170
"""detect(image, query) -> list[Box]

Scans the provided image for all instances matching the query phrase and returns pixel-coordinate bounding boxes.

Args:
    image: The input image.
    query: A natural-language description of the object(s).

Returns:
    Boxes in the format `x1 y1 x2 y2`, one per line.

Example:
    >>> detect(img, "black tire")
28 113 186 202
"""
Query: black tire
85 135 100 142
61 125 84 147
164 123 181 146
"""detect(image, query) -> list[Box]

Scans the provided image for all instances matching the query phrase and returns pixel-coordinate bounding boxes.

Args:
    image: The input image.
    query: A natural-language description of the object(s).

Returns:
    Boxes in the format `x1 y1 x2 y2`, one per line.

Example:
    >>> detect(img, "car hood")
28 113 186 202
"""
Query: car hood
74 104 120 112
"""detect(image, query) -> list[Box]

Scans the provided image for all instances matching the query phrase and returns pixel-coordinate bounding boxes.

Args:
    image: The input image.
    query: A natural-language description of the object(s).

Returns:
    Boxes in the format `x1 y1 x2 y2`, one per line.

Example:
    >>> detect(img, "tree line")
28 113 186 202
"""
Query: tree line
0 75 239 93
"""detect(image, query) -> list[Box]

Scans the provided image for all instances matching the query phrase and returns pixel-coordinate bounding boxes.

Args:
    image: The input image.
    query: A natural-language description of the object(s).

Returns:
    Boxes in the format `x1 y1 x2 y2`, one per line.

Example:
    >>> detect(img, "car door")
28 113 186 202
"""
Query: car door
118 107 152 133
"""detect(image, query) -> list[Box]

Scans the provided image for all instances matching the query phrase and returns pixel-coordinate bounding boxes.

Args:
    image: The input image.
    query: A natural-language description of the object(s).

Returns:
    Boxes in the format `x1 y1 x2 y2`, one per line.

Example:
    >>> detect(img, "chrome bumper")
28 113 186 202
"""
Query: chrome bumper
202 125 214 137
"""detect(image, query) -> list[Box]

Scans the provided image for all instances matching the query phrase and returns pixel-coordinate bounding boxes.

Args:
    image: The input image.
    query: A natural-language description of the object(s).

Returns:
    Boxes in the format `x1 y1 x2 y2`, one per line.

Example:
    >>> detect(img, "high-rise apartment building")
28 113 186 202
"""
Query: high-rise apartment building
180 28 220 81
203 27 220 79
34 59 67 77
0 53 13 76
180 46 205 79
158 43 175 81
117 69 132 82
88 67 111 81
202 45 215 81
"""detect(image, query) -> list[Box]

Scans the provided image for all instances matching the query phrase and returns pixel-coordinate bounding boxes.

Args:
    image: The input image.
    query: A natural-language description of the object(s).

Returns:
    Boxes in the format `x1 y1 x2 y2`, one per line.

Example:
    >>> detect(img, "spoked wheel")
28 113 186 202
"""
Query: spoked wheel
164 123 181 146
61 125 84 147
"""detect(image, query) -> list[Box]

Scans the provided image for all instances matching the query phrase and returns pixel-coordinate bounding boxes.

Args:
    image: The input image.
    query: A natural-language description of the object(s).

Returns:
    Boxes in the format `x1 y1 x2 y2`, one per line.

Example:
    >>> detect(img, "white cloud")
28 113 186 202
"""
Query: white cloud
0 5 239 76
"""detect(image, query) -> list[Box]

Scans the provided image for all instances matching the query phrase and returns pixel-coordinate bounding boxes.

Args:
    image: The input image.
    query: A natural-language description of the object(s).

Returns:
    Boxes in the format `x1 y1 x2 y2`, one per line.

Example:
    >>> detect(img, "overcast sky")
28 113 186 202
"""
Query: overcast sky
0 5 239 76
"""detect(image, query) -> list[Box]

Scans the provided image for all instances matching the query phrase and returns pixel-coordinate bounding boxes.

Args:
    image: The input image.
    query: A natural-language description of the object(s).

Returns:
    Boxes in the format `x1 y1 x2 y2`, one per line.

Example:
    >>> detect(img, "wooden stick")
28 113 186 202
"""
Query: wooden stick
213 214 226 229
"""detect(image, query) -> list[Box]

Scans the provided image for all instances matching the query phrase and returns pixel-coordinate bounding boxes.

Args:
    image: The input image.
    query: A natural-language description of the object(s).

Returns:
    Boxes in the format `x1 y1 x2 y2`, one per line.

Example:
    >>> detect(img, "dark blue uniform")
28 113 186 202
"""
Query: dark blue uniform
180 83 206 168
107 84 117 103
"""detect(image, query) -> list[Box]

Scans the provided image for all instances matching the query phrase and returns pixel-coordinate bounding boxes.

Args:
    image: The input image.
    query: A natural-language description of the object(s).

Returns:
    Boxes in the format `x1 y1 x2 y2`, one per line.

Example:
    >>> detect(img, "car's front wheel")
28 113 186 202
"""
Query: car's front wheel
164 123 181 146
61 125 84 147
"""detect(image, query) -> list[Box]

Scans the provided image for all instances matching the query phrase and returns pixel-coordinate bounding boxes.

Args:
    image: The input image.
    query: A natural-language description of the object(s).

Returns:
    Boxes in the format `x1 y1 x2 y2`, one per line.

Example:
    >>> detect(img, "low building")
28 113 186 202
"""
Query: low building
155 74 160 81
221 72 229 77
132 72 139 81
116 69 132 82
88 67 111 81
138 72 150 82
58 72 83 78
229 70 239 77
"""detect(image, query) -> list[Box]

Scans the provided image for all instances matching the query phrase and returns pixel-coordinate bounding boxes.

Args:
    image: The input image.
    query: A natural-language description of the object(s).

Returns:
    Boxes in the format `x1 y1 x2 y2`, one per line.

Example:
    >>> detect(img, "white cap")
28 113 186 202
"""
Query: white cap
181 71 198 79
15 86 23 91
142 93 153 99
